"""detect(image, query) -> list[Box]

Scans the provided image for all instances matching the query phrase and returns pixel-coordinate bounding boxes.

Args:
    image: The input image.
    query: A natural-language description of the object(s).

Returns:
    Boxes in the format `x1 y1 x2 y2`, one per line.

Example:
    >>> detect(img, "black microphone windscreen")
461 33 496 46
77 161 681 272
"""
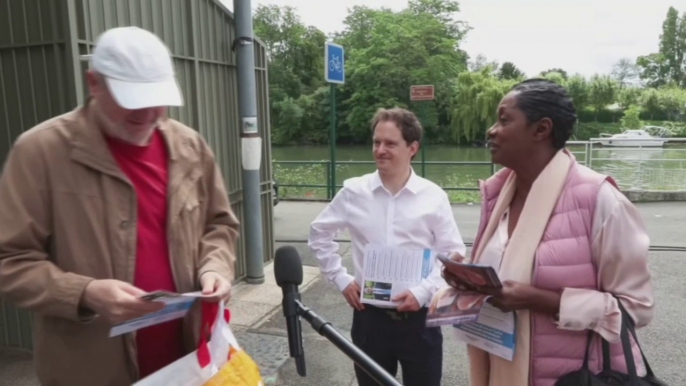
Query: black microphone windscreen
274 245 304 287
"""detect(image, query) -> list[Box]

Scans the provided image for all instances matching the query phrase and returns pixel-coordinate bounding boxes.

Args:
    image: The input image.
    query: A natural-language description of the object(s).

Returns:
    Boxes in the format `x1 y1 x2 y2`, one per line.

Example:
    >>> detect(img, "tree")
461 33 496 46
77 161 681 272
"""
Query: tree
658 87 686 120
641 88 662 119
449 67 516 143
468 54 498 73
565 75 589 112
620 105 643 129
612 58 640 86
637 53 669 88
618 87 644 109
254 5 328 144
498 62 525 80
541 71 566 86
659 7 685 85
639 7 686 87
589 75 617 120
540 68 568 80
339 0 470 142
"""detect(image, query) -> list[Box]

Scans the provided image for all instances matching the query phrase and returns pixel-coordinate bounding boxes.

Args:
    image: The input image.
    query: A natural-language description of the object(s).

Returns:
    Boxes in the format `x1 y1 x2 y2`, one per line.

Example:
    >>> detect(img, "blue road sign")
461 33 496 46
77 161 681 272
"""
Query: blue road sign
325 42 344 84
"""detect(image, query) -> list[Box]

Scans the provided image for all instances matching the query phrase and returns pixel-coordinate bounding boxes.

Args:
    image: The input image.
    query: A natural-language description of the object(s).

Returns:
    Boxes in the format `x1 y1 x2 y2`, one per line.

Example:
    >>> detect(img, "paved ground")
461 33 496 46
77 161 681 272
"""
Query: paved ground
2 200 685 385
266 201 686 386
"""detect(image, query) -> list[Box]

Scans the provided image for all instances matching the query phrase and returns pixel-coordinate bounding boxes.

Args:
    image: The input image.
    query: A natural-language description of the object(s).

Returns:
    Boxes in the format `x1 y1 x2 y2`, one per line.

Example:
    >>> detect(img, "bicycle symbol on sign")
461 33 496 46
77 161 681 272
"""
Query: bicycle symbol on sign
329 55 342 73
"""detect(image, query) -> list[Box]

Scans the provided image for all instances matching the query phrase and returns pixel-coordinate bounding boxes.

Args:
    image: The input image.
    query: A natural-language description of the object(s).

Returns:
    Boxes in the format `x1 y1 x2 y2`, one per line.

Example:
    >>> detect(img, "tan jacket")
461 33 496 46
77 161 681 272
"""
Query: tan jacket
0 102 239 386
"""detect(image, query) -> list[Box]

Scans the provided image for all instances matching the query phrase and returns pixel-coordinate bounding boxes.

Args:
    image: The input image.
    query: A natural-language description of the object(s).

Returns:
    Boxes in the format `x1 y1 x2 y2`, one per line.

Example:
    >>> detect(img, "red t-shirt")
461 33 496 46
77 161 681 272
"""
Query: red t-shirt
106 130 185 378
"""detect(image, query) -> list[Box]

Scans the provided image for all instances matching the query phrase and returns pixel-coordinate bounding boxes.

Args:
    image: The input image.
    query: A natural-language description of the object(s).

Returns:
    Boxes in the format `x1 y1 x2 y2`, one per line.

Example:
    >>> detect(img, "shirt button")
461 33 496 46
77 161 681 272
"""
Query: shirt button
120 221 130 229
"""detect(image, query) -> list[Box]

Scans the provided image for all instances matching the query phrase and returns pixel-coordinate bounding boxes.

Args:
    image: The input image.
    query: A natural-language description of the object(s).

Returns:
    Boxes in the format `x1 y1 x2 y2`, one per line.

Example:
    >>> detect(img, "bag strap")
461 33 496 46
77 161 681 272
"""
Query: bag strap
616 298 655 377
581 329 595 369
599 296 654 379
602 338 612 371
617 302 639 377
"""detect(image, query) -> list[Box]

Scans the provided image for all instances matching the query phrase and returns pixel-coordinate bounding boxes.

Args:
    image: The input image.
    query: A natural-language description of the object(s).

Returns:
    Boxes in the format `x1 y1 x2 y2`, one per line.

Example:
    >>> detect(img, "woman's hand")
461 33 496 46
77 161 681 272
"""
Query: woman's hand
480 281 561 315
442 252 480 292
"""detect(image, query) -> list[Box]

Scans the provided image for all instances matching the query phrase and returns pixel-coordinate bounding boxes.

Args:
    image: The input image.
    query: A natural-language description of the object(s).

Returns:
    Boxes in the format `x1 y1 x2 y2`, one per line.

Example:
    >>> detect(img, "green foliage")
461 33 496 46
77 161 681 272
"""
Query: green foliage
660 7 685 86
498 62 525 80
257 2 684 148
540 71 566 85
612 58 640 86
273 160 482 202
657 87 686 120
254 5 328 144
540 68 569 80
637 7 686 87
565 74 590 112
641 88 662 118
620 105 643 129
661 121 686 136
449 67 516 143
589 75 618 120
617 87 644 109
637 53 669 88
336 0 469 144
272 161 351 199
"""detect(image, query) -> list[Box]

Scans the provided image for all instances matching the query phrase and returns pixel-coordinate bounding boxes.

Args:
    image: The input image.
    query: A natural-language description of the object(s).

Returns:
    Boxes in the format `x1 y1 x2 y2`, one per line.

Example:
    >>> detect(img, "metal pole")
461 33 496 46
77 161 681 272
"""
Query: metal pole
420 102 426 177
234 0 264 284
330 84 337 198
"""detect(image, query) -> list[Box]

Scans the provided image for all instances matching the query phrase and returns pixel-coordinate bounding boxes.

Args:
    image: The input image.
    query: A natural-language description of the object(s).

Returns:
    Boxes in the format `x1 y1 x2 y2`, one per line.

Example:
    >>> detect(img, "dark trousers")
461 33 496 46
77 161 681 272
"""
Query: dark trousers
351 306 443 386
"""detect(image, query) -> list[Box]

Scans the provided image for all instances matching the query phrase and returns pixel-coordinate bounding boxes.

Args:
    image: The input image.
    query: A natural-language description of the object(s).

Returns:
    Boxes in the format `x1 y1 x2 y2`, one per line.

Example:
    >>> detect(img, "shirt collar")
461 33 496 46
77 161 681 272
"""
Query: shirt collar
371 168 421 195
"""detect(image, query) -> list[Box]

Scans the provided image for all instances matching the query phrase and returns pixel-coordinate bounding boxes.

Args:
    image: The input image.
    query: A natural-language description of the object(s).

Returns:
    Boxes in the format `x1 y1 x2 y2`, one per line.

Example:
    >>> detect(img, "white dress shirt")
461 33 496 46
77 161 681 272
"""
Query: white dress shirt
308 169 466 307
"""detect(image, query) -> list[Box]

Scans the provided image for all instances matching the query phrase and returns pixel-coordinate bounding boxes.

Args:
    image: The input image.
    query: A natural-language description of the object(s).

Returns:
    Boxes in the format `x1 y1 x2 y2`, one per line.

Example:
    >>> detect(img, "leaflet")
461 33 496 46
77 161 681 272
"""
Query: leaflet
109 291 207 337
452 302 516 361
437 254 502 290
426 287 485 327
360 244 434 307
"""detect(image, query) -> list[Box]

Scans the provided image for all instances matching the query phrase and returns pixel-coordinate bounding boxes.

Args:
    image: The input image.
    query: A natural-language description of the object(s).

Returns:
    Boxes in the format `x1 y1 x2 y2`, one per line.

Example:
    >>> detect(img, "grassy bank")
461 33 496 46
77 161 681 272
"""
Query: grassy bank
573 120 671 140
273 162 483 203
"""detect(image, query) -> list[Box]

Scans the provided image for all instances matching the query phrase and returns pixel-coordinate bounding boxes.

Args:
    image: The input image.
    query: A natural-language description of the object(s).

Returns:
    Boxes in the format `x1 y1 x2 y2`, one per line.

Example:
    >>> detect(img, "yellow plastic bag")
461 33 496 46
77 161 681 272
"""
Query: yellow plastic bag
203 347 263 386
134 302 263 386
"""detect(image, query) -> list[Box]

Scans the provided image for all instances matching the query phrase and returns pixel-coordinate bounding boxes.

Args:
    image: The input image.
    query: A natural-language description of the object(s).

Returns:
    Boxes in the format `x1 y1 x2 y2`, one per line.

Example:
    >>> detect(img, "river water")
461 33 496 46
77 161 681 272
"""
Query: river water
272 144 686 197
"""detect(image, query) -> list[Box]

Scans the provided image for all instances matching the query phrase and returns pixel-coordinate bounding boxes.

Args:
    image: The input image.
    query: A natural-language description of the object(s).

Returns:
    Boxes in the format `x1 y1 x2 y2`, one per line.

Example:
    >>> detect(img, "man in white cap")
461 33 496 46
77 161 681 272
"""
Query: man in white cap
0 27 239 385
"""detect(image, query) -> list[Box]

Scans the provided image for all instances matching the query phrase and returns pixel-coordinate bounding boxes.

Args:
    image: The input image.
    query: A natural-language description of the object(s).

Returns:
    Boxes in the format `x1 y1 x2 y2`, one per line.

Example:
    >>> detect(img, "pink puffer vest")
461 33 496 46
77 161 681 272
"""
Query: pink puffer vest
472 154 643 386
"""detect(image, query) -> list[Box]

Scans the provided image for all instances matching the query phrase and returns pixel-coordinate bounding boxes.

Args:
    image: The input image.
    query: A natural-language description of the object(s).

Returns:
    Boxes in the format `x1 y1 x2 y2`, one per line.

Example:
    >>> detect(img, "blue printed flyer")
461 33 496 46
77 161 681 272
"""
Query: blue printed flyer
109 291 207 337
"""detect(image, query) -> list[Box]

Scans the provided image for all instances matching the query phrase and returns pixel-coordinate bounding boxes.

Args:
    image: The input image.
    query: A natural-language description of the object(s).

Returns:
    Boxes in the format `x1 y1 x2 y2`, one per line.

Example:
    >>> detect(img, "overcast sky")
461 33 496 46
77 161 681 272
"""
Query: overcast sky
220 0 681 77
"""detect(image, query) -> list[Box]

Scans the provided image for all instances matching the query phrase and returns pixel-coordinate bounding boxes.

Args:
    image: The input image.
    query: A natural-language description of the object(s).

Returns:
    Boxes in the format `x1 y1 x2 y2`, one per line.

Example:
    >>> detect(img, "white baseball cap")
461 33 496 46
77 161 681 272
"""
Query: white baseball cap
91 27 183 110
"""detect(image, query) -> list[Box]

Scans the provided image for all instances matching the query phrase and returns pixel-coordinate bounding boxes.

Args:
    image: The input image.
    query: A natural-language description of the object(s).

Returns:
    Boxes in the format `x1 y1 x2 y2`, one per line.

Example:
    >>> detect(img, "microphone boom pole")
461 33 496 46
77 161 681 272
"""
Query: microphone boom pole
295 300 401 386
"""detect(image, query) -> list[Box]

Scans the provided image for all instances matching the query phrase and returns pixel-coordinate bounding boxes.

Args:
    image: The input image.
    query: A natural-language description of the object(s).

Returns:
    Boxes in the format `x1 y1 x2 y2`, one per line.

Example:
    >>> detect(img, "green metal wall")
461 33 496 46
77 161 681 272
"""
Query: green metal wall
0 0 274 350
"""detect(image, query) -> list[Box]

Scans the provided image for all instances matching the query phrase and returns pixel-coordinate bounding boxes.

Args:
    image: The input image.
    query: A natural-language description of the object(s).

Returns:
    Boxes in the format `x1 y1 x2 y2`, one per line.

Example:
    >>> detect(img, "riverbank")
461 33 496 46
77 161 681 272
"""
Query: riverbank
273 142 686 201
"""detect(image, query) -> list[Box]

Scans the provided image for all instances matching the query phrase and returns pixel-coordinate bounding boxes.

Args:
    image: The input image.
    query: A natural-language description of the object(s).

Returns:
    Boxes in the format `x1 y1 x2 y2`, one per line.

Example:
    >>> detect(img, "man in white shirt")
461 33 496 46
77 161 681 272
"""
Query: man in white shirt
308 108 466 386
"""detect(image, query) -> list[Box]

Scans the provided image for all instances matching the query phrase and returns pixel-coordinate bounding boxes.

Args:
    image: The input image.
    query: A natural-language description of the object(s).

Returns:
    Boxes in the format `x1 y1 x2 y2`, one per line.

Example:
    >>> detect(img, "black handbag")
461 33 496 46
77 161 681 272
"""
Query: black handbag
555 298 668 386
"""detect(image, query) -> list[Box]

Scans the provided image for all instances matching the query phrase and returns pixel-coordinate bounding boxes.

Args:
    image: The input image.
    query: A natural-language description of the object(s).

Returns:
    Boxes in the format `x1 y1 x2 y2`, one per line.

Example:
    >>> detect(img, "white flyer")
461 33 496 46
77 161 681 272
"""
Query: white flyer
452 301 516 361
109 291 206 337
360 244 435 307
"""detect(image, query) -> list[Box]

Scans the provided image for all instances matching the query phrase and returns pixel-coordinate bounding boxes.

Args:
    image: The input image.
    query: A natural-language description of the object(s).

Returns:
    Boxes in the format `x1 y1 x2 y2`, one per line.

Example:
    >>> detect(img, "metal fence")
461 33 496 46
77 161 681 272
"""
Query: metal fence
0 0 274 350
273 140 686 200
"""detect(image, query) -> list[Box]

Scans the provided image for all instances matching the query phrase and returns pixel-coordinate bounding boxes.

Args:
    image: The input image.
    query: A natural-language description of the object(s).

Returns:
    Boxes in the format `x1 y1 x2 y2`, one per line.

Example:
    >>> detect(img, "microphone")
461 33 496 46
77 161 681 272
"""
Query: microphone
274 246 306 376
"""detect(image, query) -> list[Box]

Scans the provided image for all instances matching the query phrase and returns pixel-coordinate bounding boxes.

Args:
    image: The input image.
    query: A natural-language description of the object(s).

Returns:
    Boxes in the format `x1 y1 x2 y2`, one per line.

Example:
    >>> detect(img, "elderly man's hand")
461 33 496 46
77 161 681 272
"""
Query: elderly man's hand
81 279 165 325
200 272 232 302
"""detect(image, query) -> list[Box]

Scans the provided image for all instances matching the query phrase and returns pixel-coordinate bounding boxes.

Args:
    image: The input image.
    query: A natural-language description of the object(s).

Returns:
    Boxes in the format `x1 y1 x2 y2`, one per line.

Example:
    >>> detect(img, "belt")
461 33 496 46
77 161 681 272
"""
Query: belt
366 305 427 321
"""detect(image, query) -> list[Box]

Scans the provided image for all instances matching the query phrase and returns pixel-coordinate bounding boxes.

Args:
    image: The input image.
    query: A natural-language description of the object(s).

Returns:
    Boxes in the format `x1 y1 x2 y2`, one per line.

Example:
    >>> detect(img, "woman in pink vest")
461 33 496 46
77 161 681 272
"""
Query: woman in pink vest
444 79 654 386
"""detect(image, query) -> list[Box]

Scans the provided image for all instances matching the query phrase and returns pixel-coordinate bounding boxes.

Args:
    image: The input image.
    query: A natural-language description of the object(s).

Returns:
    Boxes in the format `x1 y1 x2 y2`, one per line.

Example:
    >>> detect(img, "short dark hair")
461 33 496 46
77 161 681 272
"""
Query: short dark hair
509 79 577 149
370 108 423 145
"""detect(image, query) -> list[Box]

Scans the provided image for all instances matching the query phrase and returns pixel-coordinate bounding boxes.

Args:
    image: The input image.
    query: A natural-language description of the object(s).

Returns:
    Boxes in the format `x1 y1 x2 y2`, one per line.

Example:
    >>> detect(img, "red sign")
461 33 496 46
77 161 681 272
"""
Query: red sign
410 85 434 101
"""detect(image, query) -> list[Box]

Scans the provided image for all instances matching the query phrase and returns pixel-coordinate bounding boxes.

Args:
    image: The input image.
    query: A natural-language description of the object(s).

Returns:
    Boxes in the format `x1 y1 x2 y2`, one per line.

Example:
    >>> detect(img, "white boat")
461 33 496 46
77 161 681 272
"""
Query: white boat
597 129 668 147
